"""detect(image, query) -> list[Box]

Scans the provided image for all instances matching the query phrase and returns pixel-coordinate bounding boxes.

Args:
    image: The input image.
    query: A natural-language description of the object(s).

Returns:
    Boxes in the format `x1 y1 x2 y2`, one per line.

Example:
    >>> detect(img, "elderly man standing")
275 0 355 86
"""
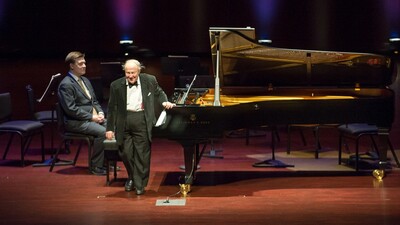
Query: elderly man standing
105 59 175 195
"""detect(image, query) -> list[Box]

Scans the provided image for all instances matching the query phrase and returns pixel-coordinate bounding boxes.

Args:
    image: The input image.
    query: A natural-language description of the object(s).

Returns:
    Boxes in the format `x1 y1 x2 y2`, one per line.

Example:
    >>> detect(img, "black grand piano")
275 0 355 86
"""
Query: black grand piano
155 27 397 185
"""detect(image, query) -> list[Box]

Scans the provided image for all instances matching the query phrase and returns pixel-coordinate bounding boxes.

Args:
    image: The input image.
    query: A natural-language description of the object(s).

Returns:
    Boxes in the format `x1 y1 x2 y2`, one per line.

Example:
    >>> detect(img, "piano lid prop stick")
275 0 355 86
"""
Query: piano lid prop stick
213 32 221 106
213 75 220 106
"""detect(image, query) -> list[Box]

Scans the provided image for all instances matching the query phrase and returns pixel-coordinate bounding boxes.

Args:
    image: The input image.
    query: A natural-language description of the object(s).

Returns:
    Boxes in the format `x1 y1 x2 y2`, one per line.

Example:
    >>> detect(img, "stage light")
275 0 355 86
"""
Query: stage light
120 40 134 45
119 39 137 57
251 0 277 41
258 39 272 45
386 36 400 56
110 0 141 53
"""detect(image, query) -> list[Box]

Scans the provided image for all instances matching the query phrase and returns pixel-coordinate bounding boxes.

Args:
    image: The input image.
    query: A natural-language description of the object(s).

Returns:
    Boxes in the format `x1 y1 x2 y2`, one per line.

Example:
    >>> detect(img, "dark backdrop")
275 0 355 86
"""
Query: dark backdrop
0 0 399 119
0 0 398 59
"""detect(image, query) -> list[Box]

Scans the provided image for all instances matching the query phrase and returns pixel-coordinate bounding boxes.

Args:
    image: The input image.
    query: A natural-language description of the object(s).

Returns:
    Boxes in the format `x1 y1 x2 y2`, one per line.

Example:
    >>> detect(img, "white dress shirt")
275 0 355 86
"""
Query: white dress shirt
126 78 143 112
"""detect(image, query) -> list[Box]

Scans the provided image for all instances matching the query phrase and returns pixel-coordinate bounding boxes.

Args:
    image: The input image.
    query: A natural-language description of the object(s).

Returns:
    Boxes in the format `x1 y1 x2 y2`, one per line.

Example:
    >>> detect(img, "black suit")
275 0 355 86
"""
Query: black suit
106 73 168 190
58 73 106 168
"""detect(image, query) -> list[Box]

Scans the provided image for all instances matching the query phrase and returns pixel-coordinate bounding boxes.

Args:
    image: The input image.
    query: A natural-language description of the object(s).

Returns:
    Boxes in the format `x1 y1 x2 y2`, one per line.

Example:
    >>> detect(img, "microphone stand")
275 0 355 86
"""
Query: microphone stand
33 73 72 167
36 73 61 103
252 128 294 168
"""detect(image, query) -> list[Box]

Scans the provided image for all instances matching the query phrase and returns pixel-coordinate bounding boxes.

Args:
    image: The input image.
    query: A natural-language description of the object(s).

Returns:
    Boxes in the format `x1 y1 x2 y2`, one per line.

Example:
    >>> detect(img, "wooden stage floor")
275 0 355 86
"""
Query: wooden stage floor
1 128 400 225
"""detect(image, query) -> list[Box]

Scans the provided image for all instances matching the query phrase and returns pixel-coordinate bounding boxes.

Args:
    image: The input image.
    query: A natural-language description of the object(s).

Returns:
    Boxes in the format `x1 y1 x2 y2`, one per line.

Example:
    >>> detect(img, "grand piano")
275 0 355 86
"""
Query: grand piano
155 27 397 185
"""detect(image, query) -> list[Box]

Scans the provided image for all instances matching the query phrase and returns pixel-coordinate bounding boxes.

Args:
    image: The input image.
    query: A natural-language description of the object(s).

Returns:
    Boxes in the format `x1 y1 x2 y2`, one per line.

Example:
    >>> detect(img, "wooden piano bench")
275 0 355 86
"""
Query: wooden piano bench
103 139 120 186
338 123 400 171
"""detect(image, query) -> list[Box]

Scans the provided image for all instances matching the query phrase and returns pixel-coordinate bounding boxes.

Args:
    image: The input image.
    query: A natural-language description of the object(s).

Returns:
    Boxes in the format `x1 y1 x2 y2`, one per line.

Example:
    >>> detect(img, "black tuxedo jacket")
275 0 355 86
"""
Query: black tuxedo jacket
106 73 168 145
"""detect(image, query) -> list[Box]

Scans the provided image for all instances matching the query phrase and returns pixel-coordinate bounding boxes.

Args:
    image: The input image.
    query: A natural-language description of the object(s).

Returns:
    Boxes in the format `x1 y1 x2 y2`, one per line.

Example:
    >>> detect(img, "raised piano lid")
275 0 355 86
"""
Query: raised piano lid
209 27 397 88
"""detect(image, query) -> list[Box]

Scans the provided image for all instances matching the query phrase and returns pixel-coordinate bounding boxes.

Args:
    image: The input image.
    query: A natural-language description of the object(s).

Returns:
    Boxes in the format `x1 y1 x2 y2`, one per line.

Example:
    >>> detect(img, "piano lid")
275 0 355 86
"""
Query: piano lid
209 27 396 88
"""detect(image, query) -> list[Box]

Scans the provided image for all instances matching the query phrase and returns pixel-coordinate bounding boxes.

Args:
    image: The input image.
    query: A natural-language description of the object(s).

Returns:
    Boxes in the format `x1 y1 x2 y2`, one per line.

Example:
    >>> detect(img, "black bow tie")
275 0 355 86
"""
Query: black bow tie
128 82 138 88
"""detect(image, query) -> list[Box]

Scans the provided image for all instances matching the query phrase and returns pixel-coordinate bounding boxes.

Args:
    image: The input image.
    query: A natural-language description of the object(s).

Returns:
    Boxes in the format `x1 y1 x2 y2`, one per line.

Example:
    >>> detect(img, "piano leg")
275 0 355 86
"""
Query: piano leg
179 140 207 184
372 128 400 180
373 129 390 179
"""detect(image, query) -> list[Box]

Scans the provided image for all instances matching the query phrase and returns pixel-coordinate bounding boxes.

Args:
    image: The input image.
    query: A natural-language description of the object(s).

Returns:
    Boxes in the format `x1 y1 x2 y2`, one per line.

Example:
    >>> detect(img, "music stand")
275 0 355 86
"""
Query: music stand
33 73 69 167
252 127 294 168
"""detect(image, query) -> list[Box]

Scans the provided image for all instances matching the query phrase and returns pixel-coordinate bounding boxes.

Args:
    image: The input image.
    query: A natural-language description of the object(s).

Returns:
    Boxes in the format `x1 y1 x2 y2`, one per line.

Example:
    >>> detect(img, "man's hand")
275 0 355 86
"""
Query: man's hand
162 101 176 109
98 112 105 122
105 131 114 140
92 114 105 124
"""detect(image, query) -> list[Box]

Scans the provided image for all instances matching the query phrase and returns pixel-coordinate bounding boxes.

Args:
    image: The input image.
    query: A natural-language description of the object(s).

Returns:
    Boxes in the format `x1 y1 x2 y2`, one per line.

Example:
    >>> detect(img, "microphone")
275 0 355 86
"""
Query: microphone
36 73 62 103
52 73 61 78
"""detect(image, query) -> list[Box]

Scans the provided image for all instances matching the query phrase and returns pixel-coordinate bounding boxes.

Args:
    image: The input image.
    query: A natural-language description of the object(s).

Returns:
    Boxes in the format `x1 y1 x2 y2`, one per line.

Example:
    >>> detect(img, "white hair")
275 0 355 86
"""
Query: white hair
123 59 145 71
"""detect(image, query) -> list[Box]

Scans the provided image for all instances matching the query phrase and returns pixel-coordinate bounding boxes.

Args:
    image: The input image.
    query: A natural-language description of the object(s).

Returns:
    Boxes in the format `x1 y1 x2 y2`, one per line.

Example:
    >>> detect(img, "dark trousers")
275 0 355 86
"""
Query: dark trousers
121 111 151 190
66 120 106 168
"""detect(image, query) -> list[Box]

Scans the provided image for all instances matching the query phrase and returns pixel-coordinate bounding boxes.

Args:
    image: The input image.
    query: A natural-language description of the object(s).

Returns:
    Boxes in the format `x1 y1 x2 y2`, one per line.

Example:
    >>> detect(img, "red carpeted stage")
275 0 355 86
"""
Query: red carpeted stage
1 127 400 225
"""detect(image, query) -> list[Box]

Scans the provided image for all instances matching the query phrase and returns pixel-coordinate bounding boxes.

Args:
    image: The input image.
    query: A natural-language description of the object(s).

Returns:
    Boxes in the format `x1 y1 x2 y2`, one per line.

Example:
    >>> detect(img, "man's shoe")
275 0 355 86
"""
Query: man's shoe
136 188 145 195
125 180 134 192
90 167 107 176
110 165 121 171
101 165 121 172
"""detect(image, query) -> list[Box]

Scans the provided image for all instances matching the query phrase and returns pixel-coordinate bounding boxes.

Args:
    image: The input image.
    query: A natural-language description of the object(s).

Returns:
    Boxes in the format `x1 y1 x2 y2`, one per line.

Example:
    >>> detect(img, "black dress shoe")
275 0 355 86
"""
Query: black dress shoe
90 167 107 176
101 165 121 172
110 165 121 171
125 180 134 192
136 188 145 195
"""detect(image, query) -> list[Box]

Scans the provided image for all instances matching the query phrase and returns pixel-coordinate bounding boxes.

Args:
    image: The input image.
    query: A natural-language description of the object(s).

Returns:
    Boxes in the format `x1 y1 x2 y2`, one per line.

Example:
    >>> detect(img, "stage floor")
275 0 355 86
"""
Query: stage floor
1 128 400 225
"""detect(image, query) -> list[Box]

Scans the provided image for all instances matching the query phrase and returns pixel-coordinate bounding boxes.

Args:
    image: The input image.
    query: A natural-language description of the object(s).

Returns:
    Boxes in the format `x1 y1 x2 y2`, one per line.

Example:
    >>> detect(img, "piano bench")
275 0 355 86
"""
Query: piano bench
103 139 120 186
338 123 400 171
